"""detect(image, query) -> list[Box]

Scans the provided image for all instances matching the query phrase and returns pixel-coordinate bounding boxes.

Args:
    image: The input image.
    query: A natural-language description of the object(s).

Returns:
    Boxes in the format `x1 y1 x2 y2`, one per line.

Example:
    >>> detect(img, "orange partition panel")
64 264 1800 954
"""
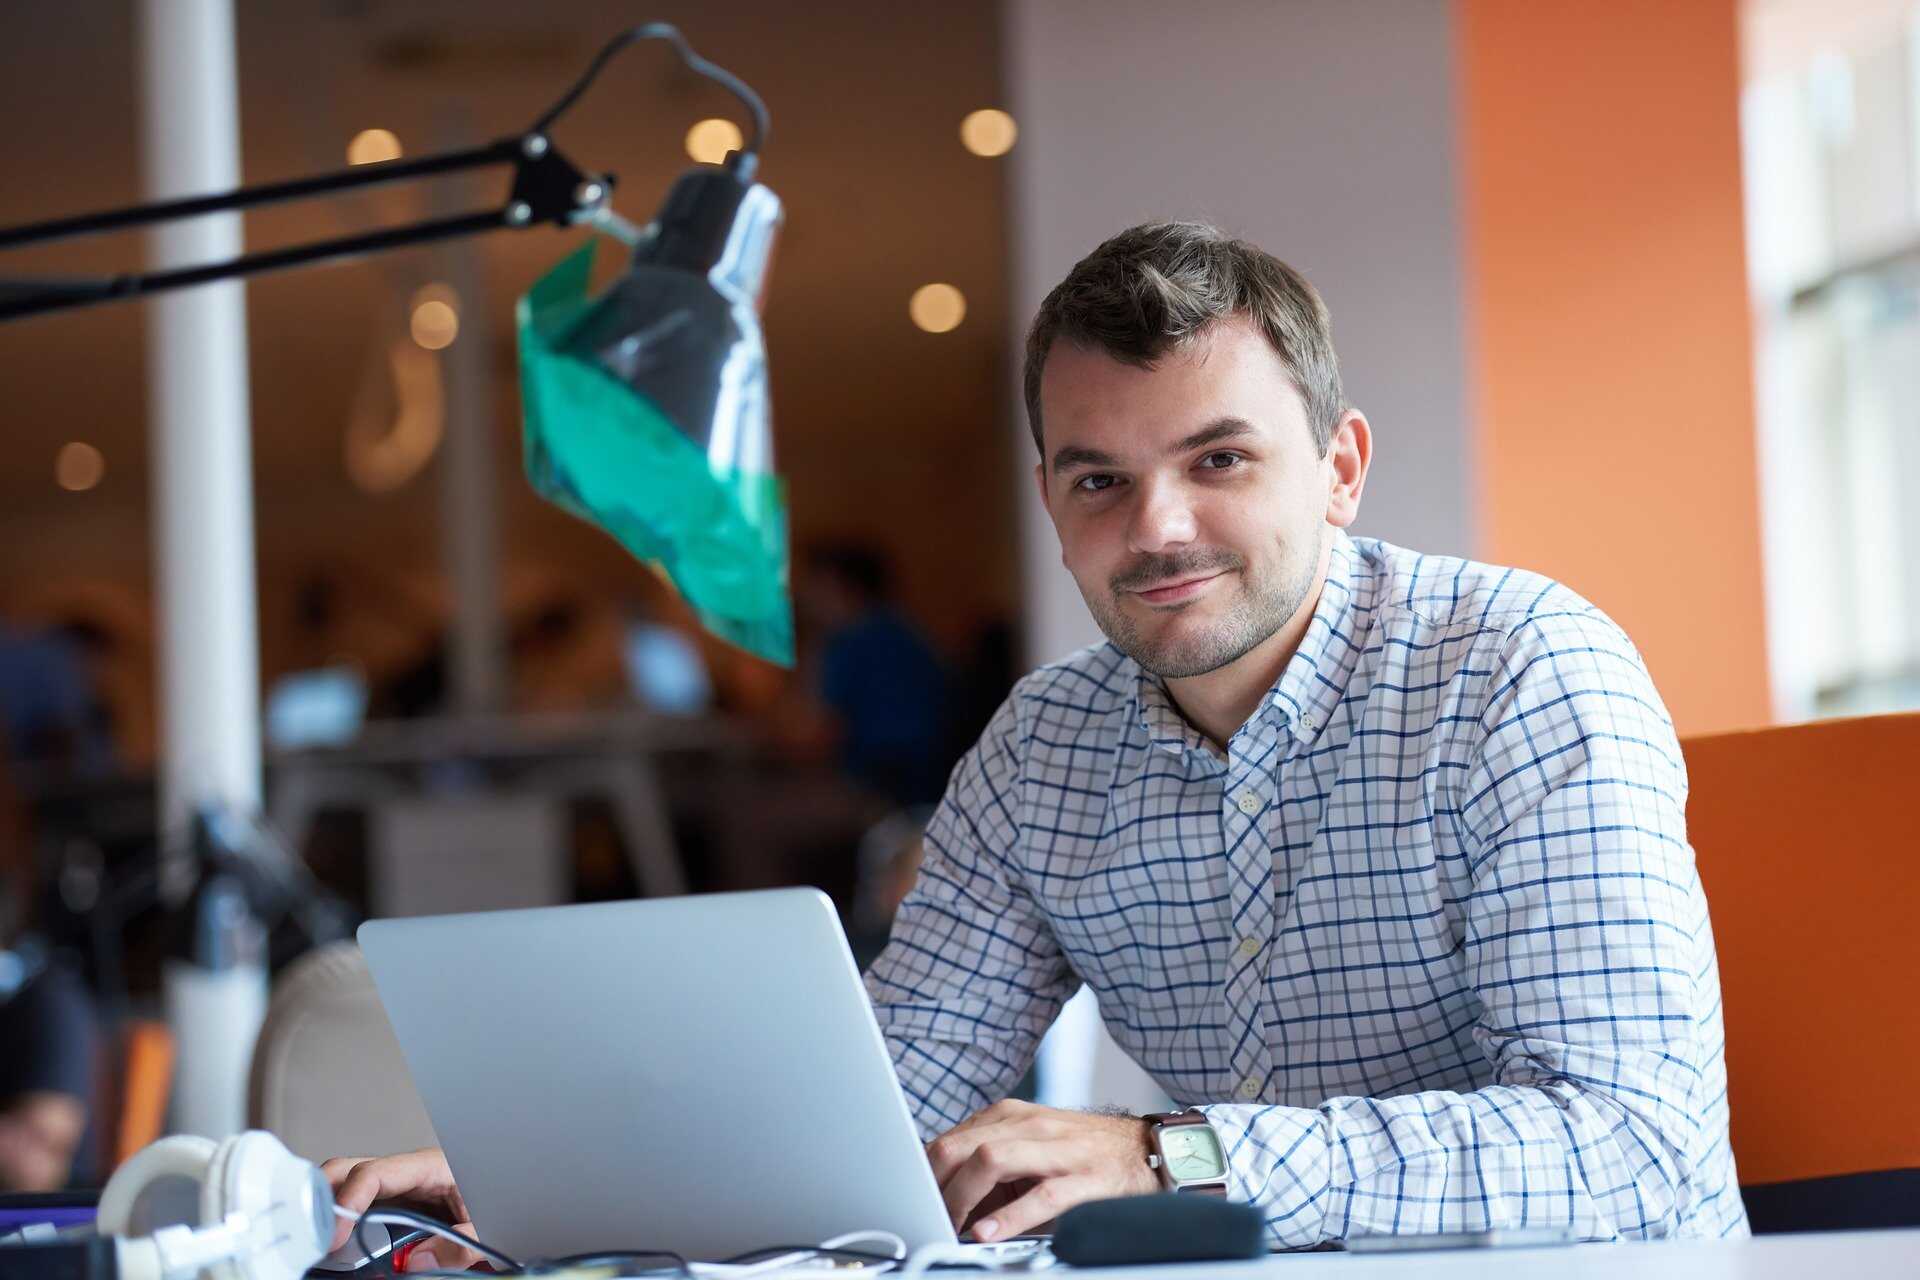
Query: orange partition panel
1682 714 1920 1184
1459 0 1772 736
112 1020 176 1168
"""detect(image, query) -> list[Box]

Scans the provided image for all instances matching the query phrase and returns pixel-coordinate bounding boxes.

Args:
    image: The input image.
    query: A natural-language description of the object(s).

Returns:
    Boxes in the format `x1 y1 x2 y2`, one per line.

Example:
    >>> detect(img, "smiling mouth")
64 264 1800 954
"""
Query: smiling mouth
1130 571 1227 605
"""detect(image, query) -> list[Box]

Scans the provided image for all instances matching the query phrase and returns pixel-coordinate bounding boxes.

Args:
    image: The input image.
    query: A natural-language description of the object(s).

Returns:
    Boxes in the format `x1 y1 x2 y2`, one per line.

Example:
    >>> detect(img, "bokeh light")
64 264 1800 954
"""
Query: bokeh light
56 442 105 492
347 128 403 166
409 284 460 350
959 109 1018 157
909 284 967 333
685 118 744 165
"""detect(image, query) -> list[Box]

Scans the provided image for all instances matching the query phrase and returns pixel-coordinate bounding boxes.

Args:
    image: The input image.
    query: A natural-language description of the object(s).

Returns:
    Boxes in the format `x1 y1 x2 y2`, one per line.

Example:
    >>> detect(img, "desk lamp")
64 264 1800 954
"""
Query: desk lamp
0 22 793 665
0 22 788 1142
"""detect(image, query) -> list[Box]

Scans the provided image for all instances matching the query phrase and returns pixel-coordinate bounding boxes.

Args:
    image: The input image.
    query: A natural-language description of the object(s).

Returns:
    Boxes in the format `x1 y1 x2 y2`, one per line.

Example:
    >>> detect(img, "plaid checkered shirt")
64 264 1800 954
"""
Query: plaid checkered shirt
865 531 1749 1244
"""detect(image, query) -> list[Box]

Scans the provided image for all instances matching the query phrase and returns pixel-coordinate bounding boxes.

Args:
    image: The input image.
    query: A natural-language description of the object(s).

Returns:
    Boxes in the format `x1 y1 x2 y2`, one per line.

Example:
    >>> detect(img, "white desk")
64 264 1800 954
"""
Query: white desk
1068 1229 1920 1278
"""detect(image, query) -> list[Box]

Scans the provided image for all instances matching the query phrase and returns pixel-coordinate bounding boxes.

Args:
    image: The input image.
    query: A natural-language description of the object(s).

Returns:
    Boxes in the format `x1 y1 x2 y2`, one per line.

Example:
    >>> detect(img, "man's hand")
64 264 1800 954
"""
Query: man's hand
926 1100 1159 1242
321 1148 480 1272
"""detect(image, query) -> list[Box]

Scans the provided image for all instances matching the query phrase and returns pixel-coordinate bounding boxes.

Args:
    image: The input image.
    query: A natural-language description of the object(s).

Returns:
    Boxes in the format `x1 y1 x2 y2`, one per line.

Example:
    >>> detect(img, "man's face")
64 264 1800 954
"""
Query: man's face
1035 317 1340 680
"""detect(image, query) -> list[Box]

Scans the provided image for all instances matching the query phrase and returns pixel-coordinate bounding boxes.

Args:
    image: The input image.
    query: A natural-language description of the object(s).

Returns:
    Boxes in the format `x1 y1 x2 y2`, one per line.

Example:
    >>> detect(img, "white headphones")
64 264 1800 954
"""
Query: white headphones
93 1130 332 1280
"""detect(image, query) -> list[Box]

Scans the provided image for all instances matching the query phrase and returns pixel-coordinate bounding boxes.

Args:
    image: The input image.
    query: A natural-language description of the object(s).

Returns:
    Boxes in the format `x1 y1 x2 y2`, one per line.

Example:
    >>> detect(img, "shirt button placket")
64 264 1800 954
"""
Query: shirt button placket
1221 761 1275 1110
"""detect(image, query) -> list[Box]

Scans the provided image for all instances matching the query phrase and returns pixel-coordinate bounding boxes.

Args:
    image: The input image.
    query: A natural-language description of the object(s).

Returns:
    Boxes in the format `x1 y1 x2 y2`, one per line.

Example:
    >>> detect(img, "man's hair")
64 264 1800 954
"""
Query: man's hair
1022 221 1346 458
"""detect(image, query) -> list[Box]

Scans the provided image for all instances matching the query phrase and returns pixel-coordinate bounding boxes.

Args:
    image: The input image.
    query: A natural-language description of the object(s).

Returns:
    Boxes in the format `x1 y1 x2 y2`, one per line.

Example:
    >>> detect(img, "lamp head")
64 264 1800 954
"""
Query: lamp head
519 160 792 666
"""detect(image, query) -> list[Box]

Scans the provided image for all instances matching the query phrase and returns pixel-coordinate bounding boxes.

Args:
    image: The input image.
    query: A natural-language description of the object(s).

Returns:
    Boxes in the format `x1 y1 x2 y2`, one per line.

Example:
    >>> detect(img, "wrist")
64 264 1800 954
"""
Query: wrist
1127 1117 1158 1194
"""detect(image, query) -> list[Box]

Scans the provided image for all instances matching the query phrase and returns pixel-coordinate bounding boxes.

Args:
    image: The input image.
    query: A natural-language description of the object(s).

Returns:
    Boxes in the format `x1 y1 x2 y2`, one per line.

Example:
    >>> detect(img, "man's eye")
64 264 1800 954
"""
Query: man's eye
1199 451 1242 471
1073 474 1118 493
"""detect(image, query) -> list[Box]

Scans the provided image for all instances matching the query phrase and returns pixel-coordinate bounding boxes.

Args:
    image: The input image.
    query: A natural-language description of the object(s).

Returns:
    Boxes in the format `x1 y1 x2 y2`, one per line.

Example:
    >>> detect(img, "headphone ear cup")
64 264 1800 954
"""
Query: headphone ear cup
98 1135 220 1236
202 1130 332 1280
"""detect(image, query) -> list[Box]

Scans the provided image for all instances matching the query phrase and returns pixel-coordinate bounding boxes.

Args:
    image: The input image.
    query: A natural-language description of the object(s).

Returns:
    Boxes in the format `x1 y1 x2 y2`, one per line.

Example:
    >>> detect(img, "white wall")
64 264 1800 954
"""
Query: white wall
1005 0 1474 667
1002 0 1472 1109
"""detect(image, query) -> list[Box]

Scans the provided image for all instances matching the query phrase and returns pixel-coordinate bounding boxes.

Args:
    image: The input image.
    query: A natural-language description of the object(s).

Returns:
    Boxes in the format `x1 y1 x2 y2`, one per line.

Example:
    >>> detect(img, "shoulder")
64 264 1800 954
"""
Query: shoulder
1350 536 1646 669
1000 641 1137 742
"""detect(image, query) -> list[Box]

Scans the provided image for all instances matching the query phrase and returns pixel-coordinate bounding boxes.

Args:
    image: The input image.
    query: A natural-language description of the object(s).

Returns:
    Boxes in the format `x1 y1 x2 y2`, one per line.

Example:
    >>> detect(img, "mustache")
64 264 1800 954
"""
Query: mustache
1110 550 1243 594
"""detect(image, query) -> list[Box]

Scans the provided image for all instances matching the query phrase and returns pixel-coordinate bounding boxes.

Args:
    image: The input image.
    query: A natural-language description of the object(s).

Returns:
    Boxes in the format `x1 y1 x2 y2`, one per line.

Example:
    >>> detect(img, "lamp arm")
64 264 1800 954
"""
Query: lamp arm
0 132 602 322
0 22 770 323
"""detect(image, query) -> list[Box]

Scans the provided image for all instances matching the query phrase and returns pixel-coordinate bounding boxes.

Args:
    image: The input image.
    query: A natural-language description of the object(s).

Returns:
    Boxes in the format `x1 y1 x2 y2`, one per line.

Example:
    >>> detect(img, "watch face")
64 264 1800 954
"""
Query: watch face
1160 1123 1225 1182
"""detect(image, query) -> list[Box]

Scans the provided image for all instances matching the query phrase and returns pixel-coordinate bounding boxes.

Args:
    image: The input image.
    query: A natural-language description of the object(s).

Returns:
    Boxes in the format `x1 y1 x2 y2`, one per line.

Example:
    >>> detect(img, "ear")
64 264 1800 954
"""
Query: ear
1324 410 1372 529
1032 459 1052 518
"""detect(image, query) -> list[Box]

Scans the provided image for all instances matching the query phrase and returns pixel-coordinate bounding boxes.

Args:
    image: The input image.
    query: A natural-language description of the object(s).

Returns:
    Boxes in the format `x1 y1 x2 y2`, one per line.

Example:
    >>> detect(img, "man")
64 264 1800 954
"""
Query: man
325 222 1747 1258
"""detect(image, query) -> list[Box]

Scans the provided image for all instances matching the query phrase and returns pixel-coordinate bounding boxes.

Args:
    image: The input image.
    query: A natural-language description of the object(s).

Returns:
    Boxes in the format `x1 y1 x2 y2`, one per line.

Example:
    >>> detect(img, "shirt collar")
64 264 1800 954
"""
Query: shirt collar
1126 529 1366 760
1264 528 1363 746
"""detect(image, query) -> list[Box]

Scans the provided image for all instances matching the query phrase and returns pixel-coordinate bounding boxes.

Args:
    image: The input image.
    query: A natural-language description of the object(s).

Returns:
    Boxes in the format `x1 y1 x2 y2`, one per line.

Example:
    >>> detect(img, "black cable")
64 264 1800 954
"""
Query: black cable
714 1246 899 1267
353 1208 522 1275
528 23 770 171
339 1211 892 1280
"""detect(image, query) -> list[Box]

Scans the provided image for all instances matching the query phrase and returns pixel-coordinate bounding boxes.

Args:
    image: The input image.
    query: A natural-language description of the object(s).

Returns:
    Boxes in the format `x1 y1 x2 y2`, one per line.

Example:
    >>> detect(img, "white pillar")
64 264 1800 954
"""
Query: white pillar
136 0 266 1141
136 0 262 844
433 115 507 716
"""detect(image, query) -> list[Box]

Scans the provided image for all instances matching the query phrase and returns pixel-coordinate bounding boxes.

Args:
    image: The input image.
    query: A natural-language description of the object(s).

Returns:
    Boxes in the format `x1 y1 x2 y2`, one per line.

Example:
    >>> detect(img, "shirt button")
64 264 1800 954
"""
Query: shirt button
1238 1076 1261 1101
1235 935 1261 961
1233 790 1262 816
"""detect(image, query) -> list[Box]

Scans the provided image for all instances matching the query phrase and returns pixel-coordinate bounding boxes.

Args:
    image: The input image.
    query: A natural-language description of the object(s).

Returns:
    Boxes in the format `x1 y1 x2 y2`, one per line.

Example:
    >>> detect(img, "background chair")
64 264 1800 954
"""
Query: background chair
247 941 437 1163
1682 712 1920 1232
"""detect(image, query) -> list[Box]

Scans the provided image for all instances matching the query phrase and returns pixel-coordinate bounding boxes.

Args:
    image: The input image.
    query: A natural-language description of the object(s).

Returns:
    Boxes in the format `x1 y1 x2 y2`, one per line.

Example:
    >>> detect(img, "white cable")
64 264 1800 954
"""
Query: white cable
693 1254 808 1279
687 1229 907 1279
898 1244 974 1280
819 1231 906 1261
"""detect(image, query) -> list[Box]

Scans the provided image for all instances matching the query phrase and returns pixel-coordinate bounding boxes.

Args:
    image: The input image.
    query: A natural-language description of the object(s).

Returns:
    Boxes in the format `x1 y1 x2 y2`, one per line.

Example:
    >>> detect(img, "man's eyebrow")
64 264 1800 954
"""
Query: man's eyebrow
1050 444 1121 474
1049 418 1256 475
1171 417 1256 454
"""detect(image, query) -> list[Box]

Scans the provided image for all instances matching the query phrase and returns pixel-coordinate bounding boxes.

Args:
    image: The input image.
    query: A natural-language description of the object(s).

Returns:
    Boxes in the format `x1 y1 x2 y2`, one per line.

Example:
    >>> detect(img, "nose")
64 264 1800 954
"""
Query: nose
1126 477 1197 555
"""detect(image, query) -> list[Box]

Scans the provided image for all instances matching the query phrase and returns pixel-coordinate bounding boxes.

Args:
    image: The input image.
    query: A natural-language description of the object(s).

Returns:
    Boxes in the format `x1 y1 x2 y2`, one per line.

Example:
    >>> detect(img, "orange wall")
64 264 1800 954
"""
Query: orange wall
1458 0 1772 736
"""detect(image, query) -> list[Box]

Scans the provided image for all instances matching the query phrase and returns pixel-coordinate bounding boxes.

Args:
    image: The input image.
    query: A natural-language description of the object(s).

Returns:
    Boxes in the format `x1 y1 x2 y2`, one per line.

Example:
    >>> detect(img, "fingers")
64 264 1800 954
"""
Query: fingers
926 1102 1051 1182
938 1139 1064 1230
401 1224 484 1273
320 1149 463 1250
971 1176 1092 1243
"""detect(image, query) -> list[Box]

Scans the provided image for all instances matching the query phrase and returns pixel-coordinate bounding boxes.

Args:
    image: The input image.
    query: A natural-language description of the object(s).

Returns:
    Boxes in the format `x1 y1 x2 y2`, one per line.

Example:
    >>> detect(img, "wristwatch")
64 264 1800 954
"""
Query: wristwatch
1142 1109 1229 1196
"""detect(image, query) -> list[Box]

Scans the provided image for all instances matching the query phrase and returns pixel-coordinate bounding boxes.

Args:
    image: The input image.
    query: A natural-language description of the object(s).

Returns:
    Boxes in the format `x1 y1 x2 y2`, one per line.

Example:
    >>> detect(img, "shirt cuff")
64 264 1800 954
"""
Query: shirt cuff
1195 1102 1339 1248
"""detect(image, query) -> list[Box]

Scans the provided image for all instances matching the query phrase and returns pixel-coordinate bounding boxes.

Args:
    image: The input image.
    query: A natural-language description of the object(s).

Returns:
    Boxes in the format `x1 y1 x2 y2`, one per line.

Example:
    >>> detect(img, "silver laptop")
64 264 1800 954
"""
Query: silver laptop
357 889 977 1262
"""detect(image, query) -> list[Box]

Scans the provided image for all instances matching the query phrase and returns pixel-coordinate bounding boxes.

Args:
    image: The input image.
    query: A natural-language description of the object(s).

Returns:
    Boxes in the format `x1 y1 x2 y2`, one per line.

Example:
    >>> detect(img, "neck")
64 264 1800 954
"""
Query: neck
1164 536 1332 751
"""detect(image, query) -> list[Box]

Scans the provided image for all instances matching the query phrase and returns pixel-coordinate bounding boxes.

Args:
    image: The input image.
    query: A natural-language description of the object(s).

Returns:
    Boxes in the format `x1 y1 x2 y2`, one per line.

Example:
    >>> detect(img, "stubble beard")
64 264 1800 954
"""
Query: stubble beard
1086 530 1322 680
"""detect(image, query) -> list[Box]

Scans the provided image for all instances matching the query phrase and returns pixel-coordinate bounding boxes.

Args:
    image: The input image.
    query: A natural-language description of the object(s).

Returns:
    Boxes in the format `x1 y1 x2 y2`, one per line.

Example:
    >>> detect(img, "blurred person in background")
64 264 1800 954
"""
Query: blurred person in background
0 737 100 1192
798 544 952 809
0 611 114 778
